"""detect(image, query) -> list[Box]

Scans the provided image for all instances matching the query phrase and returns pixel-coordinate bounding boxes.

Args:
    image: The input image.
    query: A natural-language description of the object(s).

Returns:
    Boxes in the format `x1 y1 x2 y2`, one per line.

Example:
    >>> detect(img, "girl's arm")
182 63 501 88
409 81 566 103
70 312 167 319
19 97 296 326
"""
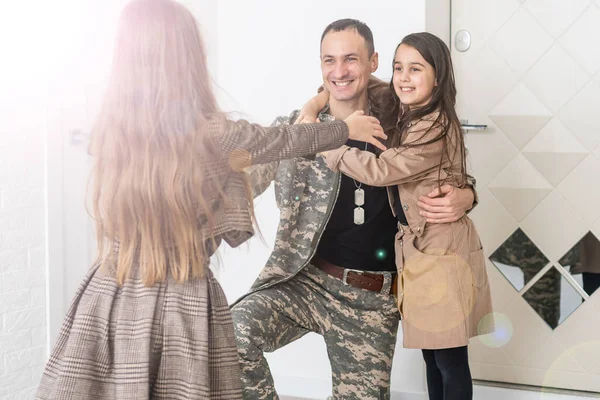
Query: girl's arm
295 75 391 125
324 116 451 187
295 89 330 124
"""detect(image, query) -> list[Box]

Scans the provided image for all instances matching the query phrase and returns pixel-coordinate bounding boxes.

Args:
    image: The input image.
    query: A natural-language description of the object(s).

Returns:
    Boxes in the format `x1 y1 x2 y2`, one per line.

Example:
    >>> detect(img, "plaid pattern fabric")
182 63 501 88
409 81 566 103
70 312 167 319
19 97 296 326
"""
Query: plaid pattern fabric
36 264 242 399
35 117 349 399
202 117 349 249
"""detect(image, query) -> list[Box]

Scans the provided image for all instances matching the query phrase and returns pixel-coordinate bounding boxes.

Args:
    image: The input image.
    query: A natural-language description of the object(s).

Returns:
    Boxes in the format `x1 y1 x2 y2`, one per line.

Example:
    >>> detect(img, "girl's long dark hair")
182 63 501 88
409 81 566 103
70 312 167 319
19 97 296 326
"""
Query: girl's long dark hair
379 32 467 188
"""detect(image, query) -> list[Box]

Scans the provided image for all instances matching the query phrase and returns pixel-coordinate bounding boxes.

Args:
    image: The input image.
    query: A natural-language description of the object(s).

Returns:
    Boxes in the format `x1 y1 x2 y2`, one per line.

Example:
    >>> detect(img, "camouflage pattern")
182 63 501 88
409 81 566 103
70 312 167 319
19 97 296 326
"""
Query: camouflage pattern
234 108 477 396
524 268 561 328
232 264 400 400
233 110 341 301
232 110 400 399
238 109 478 303
489 229 560 328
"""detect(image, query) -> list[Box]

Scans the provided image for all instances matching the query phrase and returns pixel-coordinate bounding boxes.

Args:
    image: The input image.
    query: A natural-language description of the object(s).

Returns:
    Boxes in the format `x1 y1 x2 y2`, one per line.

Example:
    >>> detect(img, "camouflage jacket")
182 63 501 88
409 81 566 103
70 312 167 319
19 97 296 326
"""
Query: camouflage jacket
231 109 478 306
231 110 342 306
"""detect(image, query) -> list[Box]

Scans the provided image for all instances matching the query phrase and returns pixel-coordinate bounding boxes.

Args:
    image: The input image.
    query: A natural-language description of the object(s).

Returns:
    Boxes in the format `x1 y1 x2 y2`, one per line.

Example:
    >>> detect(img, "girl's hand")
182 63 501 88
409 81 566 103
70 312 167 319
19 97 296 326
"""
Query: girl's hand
295 89 330 124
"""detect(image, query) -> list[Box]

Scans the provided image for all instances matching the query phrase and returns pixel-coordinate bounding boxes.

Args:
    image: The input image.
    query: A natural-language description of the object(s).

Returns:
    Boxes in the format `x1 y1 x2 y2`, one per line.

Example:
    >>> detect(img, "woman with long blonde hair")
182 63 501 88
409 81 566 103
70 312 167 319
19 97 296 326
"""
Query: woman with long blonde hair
35 1 386 399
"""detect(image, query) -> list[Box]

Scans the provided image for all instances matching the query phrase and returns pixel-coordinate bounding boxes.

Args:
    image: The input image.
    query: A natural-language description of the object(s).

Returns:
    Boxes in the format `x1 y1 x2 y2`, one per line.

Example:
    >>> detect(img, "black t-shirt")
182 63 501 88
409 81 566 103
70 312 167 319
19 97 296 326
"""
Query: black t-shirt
316 139 407 272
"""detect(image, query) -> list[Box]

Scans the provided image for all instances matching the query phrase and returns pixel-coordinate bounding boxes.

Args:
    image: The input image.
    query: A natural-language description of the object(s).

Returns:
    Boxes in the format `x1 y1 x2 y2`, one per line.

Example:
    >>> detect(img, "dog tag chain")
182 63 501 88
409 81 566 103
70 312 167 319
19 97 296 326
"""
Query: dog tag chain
353 142 368 225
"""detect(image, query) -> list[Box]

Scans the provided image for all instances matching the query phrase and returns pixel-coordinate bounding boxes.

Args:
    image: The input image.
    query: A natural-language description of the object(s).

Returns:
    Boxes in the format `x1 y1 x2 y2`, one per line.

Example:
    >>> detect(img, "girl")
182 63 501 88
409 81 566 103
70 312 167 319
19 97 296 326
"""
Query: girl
35 1 386 399
303 32 494 400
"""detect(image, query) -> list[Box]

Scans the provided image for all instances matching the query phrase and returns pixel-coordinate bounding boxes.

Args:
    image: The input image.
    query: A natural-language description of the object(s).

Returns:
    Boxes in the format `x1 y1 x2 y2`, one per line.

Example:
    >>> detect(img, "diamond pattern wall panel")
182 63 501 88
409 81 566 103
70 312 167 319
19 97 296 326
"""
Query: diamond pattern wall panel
525 267 585 329
468 188 518 254
558 155 600 224
489 228 549 291
521 335 586 372
490 8 554 75
560 75 600 151
455 45 519 118
500 296 553 365
464 124 519 187
560 5 600 75
522 118 589 186
554 299 600 373
594 218 600 242
521 192 588 261
489 83 553 150
453 0 600 388
524 44 589 113
488 154 552 221
525 0 591 38
558 232 600 297
453 0 520 50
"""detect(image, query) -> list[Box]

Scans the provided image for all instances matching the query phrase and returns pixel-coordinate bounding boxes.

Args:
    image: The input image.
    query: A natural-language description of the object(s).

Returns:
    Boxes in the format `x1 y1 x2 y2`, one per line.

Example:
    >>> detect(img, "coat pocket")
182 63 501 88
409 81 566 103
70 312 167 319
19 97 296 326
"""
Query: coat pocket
468 248 487 288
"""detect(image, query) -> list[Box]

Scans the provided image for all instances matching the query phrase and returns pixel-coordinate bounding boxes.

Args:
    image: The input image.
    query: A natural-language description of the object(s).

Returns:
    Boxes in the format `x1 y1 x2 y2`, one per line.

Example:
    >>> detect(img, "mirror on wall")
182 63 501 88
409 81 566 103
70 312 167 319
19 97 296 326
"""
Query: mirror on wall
559 232 600 297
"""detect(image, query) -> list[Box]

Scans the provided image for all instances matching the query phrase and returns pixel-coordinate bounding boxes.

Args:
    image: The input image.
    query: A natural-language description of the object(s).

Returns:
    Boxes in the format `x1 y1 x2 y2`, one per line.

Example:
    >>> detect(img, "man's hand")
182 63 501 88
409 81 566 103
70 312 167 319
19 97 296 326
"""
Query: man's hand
417 185 474 223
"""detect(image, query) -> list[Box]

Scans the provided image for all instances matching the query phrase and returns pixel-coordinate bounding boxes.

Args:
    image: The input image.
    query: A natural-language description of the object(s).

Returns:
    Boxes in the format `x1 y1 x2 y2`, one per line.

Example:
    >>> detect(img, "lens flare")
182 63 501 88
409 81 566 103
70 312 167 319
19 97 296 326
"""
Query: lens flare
478 312 513 348
375 248 388 260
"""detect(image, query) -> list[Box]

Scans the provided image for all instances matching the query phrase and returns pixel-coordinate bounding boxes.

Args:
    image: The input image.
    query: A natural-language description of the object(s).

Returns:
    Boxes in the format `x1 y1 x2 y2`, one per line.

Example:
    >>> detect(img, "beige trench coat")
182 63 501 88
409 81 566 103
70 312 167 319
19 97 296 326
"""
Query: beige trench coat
325 112 494 349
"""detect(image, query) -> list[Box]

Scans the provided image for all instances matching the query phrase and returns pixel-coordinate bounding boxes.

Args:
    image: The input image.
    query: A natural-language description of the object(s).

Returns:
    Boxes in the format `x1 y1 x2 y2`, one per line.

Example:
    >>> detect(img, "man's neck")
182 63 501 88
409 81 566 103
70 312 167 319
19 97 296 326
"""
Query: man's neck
328 94 370 121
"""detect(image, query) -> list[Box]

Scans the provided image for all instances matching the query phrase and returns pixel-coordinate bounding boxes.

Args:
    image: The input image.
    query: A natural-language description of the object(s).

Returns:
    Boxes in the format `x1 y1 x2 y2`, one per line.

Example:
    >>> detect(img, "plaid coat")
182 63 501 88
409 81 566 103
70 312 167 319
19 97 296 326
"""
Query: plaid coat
325 112 494 349
35 117 350 399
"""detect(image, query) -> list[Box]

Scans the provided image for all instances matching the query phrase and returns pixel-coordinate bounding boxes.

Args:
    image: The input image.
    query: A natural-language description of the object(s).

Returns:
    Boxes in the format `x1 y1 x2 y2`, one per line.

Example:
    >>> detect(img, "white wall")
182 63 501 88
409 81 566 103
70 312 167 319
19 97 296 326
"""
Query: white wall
0 87 47 400
0 5 49 397
210 1 428 398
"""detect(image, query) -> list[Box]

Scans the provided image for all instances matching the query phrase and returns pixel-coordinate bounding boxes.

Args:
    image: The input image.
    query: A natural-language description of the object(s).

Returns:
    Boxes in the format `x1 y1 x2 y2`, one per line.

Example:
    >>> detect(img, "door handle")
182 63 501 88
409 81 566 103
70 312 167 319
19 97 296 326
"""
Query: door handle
69 129 89 146
461 124 487 131
460 120 487 132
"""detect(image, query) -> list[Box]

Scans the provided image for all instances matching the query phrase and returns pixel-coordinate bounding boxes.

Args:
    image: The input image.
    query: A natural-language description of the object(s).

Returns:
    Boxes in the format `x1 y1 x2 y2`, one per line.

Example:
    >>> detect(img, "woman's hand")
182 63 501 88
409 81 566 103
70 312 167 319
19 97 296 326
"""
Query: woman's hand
344 110 388 151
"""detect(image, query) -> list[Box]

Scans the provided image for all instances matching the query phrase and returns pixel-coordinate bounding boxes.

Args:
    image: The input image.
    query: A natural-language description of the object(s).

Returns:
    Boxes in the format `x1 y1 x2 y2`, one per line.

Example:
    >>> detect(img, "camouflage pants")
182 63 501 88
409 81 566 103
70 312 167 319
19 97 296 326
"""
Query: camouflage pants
232 264 400 400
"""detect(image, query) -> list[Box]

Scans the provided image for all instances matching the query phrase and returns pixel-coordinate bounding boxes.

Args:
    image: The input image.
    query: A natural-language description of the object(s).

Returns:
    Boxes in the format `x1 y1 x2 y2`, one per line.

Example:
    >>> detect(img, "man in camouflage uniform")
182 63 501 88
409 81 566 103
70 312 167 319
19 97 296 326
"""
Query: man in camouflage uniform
231 19 477 400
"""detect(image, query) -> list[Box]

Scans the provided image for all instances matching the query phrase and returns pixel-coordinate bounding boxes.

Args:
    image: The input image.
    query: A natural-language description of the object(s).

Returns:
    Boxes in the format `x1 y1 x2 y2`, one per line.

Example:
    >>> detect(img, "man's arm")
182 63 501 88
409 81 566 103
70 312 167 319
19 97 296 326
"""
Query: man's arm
245 162 279 199
416 174 478 224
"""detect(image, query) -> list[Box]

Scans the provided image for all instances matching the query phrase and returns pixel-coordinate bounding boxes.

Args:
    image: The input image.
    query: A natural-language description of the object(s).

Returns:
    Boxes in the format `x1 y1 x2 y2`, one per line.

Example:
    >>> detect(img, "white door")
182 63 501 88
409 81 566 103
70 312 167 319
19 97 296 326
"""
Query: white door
45 0 220 346
46 0 128 345
451 0 600 392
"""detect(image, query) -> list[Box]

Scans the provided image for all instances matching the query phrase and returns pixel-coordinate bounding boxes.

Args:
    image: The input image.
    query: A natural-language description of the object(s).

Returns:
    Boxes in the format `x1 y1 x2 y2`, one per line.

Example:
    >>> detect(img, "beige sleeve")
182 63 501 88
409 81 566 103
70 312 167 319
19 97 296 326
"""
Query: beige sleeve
325 118 448 187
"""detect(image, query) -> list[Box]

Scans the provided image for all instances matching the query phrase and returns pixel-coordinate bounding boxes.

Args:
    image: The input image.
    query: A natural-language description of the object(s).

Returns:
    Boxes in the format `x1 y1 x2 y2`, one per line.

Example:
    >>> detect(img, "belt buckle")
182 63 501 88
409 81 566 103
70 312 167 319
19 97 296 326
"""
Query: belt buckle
342 268 363 286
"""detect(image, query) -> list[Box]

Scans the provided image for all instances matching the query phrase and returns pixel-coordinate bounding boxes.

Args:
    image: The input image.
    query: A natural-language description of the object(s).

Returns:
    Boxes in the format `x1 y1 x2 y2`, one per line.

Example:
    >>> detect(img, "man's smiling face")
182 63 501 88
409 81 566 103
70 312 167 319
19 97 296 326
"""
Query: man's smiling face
320 28 378 103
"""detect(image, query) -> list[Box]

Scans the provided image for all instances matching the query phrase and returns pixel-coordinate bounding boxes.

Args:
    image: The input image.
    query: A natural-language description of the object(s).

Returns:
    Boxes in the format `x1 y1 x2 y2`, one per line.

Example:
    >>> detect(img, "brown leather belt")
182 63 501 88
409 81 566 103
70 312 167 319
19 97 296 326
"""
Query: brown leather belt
310 255 398 295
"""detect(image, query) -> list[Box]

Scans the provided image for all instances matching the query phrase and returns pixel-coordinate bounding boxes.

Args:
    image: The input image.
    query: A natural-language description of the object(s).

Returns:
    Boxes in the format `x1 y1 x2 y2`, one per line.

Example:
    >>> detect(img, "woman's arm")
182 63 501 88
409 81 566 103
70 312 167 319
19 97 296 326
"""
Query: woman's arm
212 111 386 171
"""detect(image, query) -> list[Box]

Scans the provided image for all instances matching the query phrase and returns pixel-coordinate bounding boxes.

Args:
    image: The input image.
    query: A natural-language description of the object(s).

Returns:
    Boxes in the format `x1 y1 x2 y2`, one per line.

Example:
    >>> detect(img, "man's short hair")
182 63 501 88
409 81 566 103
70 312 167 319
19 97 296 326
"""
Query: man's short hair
320 18 375 57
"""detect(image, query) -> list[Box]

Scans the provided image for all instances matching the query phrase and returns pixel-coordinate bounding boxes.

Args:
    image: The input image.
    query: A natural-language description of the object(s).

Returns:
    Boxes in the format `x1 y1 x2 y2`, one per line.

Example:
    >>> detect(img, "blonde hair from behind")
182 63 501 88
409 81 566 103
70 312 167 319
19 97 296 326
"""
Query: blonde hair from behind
89 0 232 286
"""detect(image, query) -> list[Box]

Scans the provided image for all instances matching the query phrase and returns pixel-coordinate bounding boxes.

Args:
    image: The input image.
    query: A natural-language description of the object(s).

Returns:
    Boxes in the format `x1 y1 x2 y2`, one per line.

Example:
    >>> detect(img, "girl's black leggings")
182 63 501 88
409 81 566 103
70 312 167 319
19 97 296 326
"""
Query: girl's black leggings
422 346 473 400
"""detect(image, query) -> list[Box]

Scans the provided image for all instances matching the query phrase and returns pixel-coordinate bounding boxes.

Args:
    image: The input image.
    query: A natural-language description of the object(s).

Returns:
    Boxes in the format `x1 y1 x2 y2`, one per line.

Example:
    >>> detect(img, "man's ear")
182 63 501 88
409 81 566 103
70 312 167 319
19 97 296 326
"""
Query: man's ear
371 52 379 73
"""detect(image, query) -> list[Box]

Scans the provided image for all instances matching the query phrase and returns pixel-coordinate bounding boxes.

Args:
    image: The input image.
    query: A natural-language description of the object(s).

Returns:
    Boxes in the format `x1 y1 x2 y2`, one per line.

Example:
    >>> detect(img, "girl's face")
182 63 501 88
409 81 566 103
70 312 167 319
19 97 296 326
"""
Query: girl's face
392 44 437 109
